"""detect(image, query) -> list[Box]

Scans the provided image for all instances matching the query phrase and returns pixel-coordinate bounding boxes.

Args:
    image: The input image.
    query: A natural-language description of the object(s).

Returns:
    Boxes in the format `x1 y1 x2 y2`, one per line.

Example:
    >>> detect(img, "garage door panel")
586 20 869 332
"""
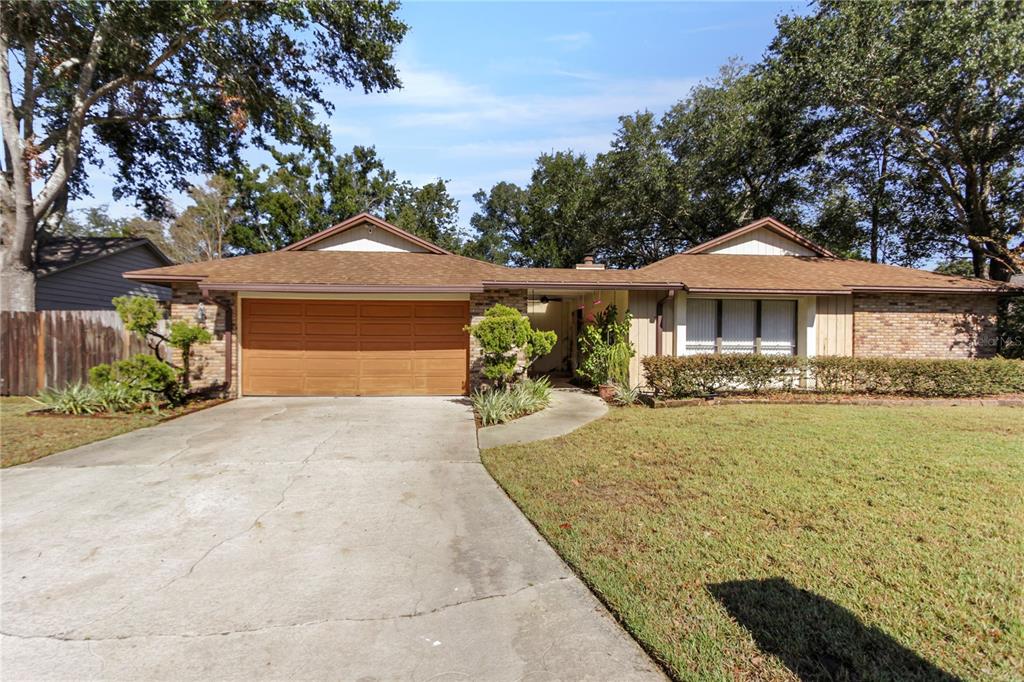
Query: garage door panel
303 301 358 317
248 319 303 335
414 321 467 337
245 337 305 351
304 375 359 393
242 299 468 396
304 339 360 352
243 375 306 396
245 300 302 317
304 320 359 336
359 321 413 336
415 303 466 319
244 356 309 373
414 357 466 374
360 303 414 318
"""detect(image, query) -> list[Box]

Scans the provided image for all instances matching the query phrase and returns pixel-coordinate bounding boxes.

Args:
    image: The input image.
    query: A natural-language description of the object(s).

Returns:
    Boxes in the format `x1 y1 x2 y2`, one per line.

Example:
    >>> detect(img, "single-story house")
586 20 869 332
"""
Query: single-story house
124 213 1011 397
36 236 172 310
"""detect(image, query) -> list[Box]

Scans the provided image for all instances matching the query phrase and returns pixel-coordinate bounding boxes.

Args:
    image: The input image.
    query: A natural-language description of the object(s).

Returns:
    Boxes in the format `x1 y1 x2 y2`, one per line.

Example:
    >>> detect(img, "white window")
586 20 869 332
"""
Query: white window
684 298 798 355
721 300 757 354
761 300 797 355
685 298 717 354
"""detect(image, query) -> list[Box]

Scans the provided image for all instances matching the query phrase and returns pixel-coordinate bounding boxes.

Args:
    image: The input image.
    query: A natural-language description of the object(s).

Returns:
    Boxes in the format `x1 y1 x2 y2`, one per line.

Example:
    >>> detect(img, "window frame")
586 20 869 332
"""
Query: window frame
685 297 798 356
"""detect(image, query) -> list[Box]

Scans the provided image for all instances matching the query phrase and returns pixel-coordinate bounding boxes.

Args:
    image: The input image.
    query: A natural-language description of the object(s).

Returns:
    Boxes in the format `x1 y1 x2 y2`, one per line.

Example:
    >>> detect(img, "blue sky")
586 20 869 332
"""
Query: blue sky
82 1 808 233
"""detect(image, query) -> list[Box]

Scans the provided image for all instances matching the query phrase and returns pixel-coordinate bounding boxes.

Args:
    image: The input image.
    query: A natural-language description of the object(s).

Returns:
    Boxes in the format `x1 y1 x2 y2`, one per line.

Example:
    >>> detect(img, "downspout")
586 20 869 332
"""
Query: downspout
223 299 233 395
655 289 677 356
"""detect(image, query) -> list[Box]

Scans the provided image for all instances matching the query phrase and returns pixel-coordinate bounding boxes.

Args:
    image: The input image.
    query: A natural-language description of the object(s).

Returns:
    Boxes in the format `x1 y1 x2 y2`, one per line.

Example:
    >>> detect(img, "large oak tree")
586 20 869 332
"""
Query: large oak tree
771 0 1024 279
1 0 406 310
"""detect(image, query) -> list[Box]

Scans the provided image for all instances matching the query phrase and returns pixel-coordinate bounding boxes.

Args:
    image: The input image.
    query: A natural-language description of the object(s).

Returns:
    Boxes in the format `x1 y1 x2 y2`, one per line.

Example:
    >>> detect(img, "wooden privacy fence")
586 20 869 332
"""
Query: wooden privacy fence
0 310 166 395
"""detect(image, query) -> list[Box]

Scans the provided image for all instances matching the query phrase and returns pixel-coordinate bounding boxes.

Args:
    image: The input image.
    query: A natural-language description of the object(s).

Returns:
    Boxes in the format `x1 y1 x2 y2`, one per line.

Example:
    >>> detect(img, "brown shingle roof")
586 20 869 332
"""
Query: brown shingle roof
639 254 1006 293
37 236 172 277
126 249 1008 294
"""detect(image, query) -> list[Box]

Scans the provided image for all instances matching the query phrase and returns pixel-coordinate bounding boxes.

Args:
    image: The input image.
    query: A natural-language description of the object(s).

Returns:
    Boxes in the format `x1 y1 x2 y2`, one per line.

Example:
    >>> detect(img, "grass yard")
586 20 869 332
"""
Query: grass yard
0 397 220 467
482 405 1024 682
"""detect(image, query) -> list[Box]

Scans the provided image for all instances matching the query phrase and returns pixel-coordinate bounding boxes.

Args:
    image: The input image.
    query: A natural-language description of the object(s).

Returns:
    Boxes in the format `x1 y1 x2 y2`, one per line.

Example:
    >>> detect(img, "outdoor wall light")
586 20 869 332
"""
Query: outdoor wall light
196 302 206 324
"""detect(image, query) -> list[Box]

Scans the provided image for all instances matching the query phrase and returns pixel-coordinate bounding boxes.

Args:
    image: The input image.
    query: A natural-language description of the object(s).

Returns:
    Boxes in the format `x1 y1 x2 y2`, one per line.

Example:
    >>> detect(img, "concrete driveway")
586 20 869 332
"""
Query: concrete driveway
1 397 662 681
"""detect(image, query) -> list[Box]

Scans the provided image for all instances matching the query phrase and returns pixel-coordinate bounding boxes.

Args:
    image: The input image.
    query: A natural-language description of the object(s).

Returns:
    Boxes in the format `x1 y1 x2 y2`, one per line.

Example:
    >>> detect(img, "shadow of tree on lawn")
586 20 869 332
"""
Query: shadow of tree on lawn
708 578 962 682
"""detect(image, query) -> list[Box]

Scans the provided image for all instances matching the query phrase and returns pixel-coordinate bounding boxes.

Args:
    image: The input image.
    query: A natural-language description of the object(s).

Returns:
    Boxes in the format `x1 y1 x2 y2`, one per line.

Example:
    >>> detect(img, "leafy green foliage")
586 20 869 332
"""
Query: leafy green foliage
641 354 1024 398
90 354 180 405
471 377 553 426
226 147 464 253
466 152 598 267
3 1 407 220
112 296 212 394
466 304 557 385
610 381 642 406
112 296 163 340
998 297 1024 359
34 383 103 415
576 304 634 387
469 3 1023 280
770 0 1024 279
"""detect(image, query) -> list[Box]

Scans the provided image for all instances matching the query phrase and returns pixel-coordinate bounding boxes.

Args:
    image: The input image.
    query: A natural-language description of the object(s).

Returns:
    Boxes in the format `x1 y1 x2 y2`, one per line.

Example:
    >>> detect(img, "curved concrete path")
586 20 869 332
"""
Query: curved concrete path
478 388 608 449
2 397 660 681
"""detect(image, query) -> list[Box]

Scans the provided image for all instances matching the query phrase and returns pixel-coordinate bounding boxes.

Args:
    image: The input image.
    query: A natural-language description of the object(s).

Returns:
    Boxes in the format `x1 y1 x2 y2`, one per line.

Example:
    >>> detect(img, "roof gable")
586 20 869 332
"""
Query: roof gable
35 236 172 278
282 213 450 255
684 218 835 258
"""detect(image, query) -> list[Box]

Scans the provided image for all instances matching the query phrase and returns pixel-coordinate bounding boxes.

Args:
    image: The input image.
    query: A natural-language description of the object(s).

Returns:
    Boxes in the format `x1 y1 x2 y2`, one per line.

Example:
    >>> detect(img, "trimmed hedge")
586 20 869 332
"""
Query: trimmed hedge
641 354 1024 398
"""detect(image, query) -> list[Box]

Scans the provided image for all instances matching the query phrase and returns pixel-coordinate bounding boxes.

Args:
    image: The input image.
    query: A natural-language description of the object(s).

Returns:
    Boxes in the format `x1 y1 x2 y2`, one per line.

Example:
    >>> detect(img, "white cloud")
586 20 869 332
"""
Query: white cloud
372 64 698 131
545 32 593 51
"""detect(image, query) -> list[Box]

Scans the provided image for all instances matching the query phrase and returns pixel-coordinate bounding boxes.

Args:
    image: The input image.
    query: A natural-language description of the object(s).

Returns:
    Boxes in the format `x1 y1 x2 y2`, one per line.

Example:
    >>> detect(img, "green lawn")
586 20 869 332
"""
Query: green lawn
482 405 1024 682
0 396 221 467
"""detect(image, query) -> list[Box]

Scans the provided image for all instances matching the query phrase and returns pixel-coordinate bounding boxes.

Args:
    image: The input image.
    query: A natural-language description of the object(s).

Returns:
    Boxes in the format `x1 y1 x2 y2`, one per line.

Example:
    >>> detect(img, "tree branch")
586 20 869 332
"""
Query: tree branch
21 38 36 140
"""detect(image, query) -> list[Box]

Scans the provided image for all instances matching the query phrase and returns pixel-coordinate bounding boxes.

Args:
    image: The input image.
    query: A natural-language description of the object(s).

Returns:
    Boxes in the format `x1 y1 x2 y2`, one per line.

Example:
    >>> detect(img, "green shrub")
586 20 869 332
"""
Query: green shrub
112 295 213 393
577 304 634 386
34 383 103 415
611 381 642 406
93 381 154 413
467 304 557 386
471 376 553 425
90 354 181 404
642 354 1024 399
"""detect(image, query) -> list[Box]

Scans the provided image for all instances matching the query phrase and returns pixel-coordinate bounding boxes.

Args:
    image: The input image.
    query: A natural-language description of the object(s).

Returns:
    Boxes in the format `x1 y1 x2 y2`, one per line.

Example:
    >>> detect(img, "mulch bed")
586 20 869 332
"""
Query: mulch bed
650 393 1024 408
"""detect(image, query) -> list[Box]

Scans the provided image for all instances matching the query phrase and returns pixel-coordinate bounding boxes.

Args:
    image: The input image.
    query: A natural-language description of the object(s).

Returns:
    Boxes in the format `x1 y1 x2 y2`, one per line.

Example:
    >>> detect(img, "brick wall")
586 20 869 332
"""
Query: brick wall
853 293 999 359
170 283 238 396
469 289 528 387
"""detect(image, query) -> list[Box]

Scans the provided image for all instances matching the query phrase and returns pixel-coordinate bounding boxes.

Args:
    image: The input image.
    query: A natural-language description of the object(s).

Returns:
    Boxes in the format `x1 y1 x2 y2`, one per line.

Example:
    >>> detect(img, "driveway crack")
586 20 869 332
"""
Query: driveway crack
155 458 311 593
3 576 570 643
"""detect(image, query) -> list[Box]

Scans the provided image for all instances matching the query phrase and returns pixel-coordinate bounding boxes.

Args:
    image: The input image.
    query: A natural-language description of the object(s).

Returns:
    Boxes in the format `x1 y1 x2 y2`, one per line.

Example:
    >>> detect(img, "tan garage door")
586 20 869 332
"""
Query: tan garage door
241 299 469 396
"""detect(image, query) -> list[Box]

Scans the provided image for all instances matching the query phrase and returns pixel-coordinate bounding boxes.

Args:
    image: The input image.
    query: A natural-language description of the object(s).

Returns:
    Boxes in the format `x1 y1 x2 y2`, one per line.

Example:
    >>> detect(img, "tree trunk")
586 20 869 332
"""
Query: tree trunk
0 190 38 312
969 243 989 279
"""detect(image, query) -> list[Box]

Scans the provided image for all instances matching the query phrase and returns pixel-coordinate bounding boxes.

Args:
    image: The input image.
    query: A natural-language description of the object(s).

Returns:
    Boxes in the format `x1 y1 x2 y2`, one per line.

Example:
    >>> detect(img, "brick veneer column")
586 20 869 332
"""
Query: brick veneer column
852 293 999 358
169 283 238 396
468 289 528 387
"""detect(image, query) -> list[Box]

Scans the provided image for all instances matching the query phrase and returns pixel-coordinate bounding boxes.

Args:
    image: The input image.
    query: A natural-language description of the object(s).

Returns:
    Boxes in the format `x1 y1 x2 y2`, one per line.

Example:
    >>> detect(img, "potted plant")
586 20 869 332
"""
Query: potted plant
576 304 634 401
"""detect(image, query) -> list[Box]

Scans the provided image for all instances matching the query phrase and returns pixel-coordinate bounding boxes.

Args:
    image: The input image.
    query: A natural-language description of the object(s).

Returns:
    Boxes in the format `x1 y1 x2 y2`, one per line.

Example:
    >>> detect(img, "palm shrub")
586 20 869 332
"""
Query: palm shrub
471 377 553 425
34 383 102 415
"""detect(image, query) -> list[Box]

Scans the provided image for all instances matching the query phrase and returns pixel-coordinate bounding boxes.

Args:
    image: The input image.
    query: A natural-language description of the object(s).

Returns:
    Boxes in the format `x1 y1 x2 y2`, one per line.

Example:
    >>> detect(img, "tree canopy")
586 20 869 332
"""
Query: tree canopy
468 0 1024 279
1 0 407 309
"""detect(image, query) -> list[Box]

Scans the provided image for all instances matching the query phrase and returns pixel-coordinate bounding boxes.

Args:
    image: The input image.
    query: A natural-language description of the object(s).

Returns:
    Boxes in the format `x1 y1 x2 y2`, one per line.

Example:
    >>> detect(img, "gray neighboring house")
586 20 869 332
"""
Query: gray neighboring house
35 236 172 310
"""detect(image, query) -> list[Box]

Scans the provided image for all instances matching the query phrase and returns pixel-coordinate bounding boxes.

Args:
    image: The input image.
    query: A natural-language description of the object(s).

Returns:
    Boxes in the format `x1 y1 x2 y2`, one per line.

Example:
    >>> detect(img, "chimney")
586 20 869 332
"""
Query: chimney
575 254 605 270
